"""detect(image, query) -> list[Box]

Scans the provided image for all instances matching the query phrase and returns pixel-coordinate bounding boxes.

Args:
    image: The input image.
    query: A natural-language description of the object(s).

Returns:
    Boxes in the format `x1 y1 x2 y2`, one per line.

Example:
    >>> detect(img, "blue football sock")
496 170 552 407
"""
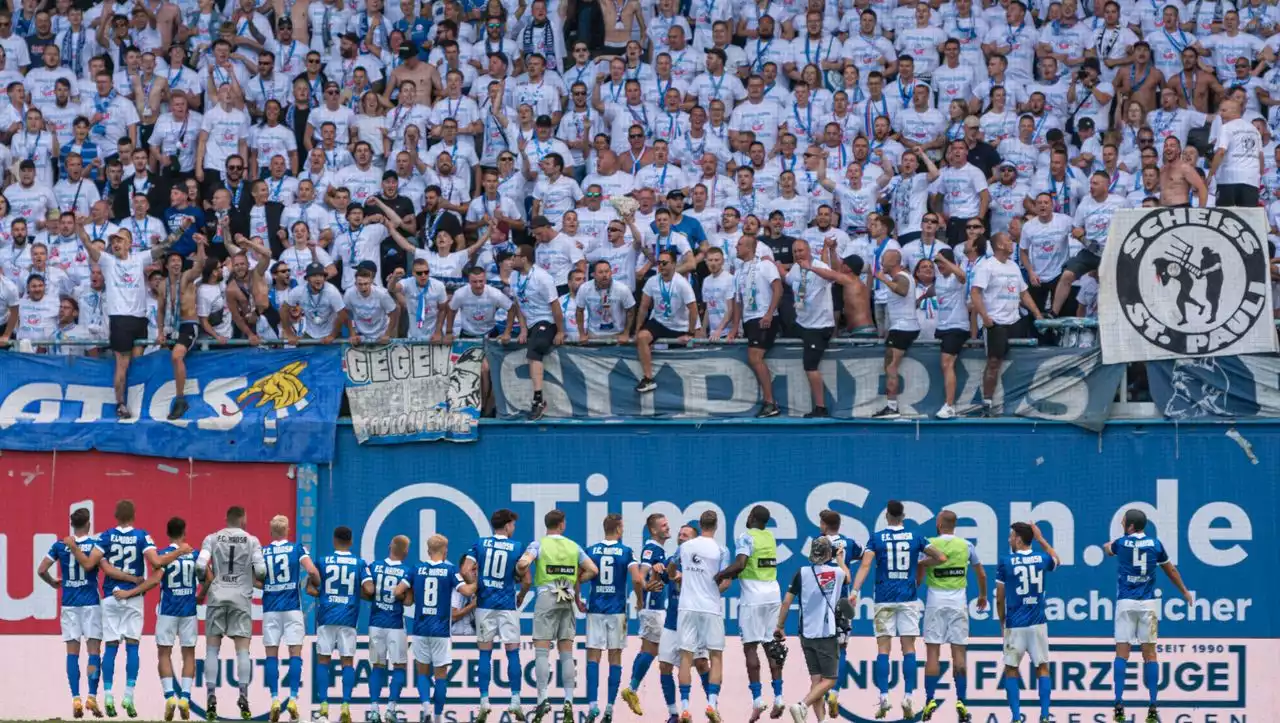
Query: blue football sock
678 683 691 707
390 668 405 704
265 658 280 699
369 666 385 706
586 661 600 705
925 673 940 702
433 677 448 717
902 653 918 694
506 649 523 697
124 643 139 687
289 657 303 700
88 653 101 695
699 671 710 695
661 674 676 706
67 653 81 697
771 677 783 698
873 653 889 696
1004 676 1021 721
749 682 762 700
315 662 329 705
478 649 493 697
629 652 654 690
1038 675 1051 717
1113 657 1126 703
954 674 967 704
836 647 848 692
102 645 118 692
341 666 356 703
607 664 622 706
416 672 431 707
1143 661 1159 706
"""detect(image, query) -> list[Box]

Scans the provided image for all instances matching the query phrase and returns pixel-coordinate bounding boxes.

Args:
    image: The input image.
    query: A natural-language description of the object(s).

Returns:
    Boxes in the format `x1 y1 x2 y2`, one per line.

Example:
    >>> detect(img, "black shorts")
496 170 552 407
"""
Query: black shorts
986 322 1018 359
885 329 920 351
801 636 839 680
108 315 148 354
526 320 557 361
642 318 684 341
175 321 199 350
938 329 968 356
744 317 778 350
1064 248 1102 278
796 325 833 371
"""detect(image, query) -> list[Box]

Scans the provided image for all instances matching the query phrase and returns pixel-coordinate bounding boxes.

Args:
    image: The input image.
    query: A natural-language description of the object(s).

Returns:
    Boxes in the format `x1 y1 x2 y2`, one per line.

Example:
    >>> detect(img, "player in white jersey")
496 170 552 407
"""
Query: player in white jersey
196 506 266 721
673 511 730 723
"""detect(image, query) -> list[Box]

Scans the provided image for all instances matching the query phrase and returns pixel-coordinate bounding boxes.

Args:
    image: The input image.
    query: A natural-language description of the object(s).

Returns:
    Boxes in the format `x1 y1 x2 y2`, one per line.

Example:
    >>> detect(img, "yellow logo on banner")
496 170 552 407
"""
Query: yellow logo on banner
238 361 310 410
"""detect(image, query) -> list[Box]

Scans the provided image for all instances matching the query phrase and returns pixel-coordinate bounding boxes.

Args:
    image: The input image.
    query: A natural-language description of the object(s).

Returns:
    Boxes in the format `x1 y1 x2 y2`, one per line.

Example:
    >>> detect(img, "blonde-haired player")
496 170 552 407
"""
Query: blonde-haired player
261 515 319 722
397 535 477 723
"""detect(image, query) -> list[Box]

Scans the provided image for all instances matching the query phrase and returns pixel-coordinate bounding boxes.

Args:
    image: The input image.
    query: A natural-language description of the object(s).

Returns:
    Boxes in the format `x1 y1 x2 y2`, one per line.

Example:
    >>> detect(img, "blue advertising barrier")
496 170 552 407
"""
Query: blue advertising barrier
1149 354 1280 422
0 347 343 463
316 422 1271 639
486 344 1125 430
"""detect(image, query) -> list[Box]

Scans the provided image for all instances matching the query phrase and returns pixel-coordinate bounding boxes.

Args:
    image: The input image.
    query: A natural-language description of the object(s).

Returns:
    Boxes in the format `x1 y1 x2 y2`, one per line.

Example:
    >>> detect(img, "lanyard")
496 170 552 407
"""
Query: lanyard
1049 172 1070 212
793 103 812 137
658 276 673 316
1129 63 1151 91
865 96 886 137
1180 70 1197 106
416 280 429 327
133 217 148 245
656 76 671 109
754 39 771 72
271 176 286 201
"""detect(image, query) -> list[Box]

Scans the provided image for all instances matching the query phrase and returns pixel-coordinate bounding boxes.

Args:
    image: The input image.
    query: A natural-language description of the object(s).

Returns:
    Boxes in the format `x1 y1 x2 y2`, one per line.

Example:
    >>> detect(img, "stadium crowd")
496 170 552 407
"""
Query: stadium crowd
0 0 1268 419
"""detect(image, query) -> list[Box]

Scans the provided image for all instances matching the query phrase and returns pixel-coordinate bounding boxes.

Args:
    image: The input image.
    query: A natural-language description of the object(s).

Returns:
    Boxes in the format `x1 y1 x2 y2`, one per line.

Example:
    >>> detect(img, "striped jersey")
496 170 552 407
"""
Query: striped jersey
407 559 463 638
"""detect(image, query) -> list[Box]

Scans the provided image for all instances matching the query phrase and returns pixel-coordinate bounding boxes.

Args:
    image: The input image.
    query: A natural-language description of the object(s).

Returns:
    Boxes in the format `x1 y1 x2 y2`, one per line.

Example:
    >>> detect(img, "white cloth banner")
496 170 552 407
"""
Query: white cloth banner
1098 207 1277 364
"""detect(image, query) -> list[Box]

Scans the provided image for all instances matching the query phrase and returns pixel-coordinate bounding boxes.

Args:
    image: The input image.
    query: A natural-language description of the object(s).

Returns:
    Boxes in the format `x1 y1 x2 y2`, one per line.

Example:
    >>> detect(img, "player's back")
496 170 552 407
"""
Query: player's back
868 525 927 603
410 559 461 638
662 570 682 631
676 536 728 614
468 535 525 611
827 533 863 596
261 540 309 612
201 526 264 608
95 525 155 595
159 544 200 618
587 540 634 614
1110 532 1168 601
639 539 668 612
48 537 100 608
368 559 409 629
317 550 369 628
999 550 1056 628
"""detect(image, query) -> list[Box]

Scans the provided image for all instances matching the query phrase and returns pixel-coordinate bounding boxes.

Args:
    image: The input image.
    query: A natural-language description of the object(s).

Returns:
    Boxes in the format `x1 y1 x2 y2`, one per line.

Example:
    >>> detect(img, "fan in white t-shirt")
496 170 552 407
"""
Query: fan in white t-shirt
634 248 698 394
969 233 1042 415
1210 99 1265 208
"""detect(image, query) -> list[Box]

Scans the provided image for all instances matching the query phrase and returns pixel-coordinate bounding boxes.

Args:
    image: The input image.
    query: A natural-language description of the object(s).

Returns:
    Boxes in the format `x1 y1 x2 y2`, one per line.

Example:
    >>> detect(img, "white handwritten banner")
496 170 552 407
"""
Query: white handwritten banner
343 341 482 444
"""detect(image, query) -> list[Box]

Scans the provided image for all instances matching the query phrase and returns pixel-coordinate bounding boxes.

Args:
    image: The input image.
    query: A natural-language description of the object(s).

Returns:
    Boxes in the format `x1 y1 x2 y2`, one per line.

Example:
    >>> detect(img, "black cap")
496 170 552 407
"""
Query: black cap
529 215 553 229
276 17 292 27
535 114 553 127
305 262 326 277
382 170 399 181
355 260 378 273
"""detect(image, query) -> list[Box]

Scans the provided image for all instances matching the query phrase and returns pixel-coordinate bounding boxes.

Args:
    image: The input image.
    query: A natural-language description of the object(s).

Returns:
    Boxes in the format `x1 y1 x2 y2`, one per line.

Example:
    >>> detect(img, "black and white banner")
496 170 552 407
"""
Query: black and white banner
1099 207 1277 364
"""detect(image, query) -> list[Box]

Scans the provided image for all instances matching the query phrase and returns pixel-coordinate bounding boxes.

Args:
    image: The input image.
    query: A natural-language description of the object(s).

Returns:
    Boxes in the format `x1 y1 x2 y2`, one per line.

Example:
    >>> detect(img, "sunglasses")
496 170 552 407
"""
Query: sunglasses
966 224 983 230
499 156 514 161
486 22 502 27
629 133 643 138
608 227 622 232
585 192 601 198
923 218 938 224
414 270 429 276
307 58 320 63
325 89 339 95
227 164 244 170
572 90 586 96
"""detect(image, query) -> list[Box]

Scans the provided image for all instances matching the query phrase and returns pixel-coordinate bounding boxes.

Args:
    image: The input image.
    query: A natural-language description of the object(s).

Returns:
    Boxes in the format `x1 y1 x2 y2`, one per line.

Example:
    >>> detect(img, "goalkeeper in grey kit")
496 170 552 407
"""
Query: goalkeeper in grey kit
197 506 266 720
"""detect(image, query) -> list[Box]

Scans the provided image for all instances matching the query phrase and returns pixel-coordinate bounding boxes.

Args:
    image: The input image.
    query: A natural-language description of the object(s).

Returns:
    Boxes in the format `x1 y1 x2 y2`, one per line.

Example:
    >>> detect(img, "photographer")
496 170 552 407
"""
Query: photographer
774 536 851 723
1066 59 1114 141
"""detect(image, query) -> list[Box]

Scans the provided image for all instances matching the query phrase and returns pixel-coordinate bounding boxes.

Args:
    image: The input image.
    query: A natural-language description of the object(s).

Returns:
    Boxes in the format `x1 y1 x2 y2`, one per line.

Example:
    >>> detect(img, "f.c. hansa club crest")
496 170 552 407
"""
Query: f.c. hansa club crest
1114 207 1271 357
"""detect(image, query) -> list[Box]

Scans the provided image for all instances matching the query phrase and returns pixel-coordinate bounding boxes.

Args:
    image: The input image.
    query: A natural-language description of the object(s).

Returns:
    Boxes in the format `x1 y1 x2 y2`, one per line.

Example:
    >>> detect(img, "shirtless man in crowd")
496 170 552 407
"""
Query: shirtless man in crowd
165 234 208 420
1158 137 1208 207
225 236 273 344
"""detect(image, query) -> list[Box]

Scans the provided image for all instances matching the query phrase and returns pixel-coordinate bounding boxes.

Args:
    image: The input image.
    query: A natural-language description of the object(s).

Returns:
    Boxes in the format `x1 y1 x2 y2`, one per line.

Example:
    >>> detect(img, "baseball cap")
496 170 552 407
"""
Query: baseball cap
809 536 833 564
355 260 378 273
529 215 553 229
535 114 554 128
997 160 1016 170
305 262 327 277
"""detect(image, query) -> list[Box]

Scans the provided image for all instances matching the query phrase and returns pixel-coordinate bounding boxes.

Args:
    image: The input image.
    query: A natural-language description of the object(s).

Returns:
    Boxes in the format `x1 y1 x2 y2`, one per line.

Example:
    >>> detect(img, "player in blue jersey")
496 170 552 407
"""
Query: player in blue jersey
849 500 947 720
583 514 643 723
818 509 863 718
620 513 670 717
1104 509 1193 723
261 516 320 723
71 500 189 719
111 518 200 722
396 534 477 723
460 509 529 723
308 526 374 723
368 536 412 723
995 523 1060 723
656 523 713 723
39 507 104 720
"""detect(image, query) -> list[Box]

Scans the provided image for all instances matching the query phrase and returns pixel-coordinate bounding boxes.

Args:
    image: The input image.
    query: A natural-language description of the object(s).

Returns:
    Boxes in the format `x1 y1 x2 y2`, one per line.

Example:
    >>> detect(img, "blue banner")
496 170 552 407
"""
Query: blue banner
315 422 1271 638
487 344 1124 430
0 347 342 463
1148 354 1280 422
